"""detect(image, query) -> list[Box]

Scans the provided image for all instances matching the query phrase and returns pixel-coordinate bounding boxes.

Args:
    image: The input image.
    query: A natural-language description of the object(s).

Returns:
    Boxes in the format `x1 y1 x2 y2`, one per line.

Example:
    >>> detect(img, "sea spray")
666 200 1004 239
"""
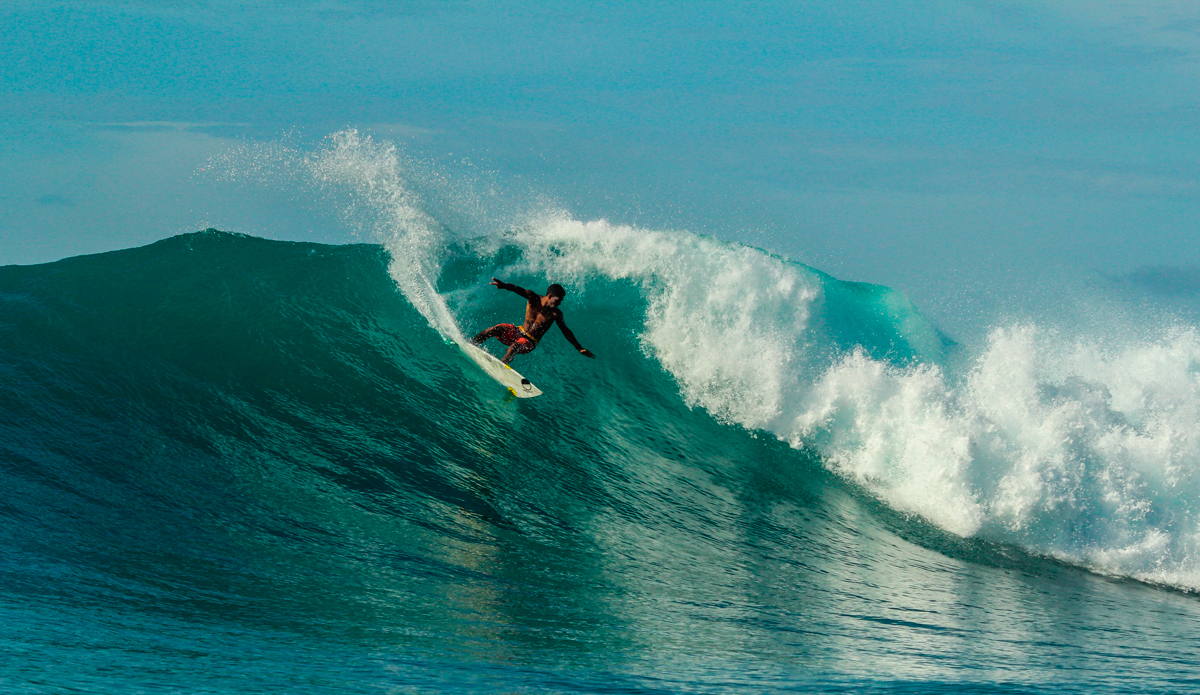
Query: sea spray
214 130 466 341
308 131 464 342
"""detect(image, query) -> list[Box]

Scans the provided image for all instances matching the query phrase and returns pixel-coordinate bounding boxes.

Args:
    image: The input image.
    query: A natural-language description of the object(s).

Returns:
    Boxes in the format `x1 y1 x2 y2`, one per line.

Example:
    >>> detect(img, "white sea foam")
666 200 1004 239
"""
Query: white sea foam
512 215 820 428
514 213 1200 590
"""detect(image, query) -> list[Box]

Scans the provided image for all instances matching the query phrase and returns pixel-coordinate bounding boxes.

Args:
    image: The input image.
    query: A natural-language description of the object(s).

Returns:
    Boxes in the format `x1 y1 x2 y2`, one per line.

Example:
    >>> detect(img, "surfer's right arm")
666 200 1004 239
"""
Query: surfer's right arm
490 277 539 301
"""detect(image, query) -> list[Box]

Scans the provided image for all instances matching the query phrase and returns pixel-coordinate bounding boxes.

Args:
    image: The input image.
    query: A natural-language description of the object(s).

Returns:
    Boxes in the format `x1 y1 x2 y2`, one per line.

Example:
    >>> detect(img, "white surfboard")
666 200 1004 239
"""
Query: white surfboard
459 342 543 398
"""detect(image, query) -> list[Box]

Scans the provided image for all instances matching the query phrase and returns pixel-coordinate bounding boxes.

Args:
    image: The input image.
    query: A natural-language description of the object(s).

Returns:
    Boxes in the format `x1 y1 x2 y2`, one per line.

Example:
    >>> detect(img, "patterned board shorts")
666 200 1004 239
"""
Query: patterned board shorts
495 324 537 354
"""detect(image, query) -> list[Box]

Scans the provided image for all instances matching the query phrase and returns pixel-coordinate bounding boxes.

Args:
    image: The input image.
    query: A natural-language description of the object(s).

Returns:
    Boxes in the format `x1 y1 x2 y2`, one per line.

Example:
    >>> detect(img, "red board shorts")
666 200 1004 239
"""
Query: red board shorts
495 324 538 354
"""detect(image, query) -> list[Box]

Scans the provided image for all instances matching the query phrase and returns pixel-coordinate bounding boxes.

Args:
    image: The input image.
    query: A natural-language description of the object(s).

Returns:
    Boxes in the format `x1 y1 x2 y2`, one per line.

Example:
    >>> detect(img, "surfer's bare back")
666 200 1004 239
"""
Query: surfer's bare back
472 278 596 364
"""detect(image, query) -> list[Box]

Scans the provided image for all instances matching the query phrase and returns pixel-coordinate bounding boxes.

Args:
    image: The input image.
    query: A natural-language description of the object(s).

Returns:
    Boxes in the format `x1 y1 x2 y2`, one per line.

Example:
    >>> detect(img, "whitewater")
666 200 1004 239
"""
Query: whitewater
2 130 1199 692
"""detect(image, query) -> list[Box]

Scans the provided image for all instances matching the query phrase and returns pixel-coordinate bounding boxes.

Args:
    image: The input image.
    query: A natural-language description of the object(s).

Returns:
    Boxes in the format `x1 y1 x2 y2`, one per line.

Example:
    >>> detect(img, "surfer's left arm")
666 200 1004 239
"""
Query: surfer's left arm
490 277 539 301
556 317 595 358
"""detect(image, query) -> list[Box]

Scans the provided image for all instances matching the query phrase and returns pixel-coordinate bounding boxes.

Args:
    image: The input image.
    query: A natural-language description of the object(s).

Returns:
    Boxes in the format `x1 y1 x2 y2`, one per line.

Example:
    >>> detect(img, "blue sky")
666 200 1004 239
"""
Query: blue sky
3 0 1200 326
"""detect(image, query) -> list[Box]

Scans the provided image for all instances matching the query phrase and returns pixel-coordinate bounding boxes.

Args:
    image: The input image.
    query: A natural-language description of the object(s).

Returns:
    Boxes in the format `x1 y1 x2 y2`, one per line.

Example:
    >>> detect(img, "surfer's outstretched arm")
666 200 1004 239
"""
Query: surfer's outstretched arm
556 318 595 358
490 277 539 301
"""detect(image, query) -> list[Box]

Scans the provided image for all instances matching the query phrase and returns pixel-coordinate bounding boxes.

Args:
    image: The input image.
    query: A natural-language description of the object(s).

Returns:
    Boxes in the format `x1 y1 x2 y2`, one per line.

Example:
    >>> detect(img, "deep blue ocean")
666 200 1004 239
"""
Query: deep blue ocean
4 133 1200 693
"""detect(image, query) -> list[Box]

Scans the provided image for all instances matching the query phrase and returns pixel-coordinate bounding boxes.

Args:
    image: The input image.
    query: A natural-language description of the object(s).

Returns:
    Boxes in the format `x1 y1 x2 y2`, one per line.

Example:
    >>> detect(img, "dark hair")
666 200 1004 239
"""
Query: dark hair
547 283 566 298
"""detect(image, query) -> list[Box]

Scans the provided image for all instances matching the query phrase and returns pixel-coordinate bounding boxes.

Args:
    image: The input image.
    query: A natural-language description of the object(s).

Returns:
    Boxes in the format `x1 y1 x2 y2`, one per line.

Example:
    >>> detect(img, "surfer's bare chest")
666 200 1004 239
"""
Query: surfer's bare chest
522 301 559 336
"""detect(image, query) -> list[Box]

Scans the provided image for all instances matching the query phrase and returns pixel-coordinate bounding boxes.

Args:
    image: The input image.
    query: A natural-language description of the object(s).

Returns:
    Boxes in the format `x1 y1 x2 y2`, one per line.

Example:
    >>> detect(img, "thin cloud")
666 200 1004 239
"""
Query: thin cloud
35 194 74 207
97 121 250 131
1110 265 1200 296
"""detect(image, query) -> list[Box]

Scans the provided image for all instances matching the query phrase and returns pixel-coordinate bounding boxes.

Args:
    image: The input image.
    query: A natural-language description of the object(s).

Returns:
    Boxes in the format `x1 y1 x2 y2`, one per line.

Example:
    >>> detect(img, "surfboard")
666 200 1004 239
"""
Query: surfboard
459 342 543 398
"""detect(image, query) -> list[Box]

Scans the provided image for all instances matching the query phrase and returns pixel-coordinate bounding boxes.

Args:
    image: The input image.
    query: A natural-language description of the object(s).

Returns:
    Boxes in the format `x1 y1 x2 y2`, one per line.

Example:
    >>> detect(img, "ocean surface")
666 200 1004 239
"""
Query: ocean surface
3 133 1200 693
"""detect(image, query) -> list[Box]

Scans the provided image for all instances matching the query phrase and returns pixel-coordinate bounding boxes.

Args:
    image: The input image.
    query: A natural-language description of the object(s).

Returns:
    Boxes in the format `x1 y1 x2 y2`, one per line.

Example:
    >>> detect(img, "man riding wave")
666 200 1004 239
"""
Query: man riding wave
472 278 595 364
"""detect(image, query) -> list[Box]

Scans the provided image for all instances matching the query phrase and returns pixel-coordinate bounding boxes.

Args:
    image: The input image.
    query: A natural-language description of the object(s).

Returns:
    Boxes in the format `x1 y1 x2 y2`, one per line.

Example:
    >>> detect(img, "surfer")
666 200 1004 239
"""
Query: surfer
471 278 596 364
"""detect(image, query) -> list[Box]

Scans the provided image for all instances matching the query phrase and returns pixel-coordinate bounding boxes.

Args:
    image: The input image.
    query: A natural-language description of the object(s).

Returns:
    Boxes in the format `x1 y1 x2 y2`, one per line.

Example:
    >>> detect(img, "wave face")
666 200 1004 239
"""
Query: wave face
3 134 1200 692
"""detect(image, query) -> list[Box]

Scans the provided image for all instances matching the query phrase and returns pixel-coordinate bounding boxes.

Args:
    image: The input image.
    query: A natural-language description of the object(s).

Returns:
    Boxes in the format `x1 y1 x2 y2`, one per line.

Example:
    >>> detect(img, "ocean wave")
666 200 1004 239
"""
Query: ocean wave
278 129 1200 592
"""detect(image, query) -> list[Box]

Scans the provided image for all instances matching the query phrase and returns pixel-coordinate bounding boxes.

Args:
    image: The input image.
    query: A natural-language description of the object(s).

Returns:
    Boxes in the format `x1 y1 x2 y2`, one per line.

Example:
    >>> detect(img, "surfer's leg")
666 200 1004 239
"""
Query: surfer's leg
475 323 520 345
502 337 535 364
472 325 502 344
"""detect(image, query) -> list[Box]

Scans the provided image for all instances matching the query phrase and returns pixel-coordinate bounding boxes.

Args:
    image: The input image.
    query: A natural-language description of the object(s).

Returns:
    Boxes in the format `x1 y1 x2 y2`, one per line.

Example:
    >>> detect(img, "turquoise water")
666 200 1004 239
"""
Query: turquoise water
2 226 1200 693
6 1 1200 689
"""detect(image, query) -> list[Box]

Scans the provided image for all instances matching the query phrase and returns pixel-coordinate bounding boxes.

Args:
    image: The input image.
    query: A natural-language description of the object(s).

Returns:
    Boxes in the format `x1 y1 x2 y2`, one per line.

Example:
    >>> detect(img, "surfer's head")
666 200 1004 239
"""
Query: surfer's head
546 284 566 307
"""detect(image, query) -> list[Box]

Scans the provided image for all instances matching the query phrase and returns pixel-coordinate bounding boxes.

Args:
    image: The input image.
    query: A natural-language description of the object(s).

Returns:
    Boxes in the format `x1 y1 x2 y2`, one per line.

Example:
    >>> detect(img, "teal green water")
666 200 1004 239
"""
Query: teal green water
1 231 1199 693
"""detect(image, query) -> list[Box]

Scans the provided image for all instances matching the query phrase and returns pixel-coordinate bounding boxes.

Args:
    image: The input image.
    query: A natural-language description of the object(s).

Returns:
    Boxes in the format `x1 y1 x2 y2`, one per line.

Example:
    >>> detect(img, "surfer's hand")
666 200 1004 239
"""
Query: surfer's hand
490 277 501 288
580 349 595 358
